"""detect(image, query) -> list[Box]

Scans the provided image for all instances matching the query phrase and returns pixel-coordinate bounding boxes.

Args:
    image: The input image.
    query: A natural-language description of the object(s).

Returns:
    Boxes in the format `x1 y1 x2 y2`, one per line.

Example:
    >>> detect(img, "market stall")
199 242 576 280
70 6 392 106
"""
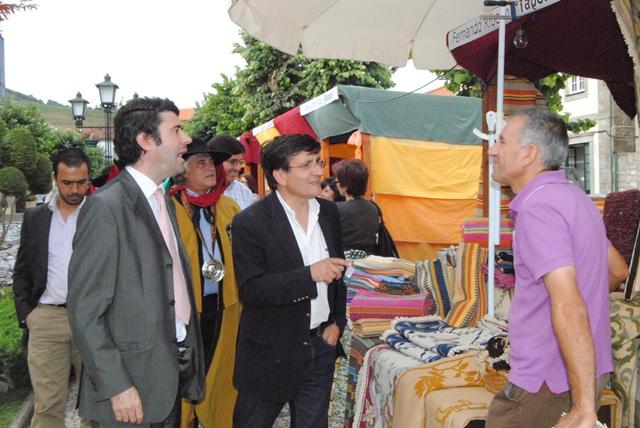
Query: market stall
249 84 484 261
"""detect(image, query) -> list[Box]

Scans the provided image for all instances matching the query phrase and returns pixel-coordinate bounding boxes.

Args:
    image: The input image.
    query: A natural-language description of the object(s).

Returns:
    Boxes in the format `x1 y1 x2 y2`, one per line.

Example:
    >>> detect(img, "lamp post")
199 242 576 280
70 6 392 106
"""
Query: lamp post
69 74 119 163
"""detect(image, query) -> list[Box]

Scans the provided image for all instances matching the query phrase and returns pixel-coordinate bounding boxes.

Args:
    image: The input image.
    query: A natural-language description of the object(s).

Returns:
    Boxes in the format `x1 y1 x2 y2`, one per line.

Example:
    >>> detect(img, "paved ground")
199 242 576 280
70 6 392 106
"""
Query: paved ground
63 380 291 427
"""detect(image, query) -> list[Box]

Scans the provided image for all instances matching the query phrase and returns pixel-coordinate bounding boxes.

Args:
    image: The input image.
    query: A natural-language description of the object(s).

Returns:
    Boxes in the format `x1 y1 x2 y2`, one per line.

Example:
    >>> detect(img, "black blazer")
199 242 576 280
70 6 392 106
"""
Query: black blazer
231 192 347 402
13 204 53 327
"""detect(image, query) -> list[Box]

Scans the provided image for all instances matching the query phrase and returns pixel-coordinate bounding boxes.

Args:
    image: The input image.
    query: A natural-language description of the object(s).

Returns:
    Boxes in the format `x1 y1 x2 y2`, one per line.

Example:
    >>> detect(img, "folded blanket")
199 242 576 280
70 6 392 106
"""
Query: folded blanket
382 315 501 364
349 290 435 321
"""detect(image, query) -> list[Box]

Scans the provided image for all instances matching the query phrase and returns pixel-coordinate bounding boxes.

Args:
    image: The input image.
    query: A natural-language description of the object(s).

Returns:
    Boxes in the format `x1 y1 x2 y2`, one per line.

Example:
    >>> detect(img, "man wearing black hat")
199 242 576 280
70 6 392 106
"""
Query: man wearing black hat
169 138 242 427
208 134 257 210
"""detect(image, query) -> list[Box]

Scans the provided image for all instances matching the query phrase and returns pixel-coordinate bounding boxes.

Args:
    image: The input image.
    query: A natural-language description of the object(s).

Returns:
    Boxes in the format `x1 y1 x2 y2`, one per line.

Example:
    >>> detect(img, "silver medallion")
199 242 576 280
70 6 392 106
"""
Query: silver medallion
202 259 225 282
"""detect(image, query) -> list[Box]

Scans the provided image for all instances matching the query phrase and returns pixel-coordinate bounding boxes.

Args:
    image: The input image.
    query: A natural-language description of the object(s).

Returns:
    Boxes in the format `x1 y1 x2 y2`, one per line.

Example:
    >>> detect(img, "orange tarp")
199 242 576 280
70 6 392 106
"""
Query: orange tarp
374 194 477 245
370 136 483 200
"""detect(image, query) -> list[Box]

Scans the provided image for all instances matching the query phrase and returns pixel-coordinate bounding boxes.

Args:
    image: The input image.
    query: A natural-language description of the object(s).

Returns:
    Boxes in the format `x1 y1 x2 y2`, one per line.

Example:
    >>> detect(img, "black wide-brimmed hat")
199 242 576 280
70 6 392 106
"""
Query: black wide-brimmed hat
183 138 230 165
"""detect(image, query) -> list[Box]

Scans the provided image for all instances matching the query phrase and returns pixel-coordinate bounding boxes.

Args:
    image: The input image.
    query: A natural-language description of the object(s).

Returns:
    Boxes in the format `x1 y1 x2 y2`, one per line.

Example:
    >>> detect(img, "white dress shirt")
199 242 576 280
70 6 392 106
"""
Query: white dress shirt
126 166 187 341
275 191 330 329
39 194 85 305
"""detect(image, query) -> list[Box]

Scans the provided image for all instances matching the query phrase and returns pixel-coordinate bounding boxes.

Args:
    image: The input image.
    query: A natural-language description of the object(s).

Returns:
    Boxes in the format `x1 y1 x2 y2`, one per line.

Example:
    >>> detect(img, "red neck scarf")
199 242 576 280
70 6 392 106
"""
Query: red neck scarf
169 164 227 207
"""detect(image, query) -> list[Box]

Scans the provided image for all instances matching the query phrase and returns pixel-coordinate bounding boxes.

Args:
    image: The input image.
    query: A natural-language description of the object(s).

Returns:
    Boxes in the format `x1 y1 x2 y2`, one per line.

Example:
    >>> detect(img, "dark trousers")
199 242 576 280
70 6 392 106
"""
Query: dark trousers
233 334 337 428
201 293 221 369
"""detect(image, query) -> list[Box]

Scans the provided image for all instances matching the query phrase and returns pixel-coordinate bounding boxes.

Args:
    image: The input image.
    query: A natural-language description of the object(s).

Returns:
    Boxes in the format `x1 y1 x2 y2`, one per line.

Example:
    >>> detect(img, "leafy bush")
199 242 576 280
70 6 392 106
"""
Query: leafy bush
1 128 37 178
27 153 52 195
0 288 28 389
0 167 28 197
0 103 54 155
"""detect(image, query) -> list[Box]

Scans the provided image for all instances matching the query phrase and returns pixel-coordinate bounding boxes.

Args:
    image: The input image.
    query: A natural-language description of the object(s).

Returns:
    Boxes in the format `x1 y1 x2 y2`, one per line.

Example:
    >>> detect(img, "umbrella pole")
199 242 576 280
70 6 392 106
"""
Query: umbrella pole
487 5 508 317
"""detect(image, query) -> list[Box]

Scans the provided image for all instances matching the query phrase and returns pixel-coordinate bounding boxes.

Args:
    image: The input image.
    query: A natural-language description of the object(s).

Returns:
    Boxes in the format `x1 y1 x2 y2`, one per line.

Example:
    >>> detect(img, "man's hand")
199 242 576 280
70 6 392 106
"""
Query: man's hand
110 386 143 424
322 323 340 347
554 408 597 428
310 258 350 283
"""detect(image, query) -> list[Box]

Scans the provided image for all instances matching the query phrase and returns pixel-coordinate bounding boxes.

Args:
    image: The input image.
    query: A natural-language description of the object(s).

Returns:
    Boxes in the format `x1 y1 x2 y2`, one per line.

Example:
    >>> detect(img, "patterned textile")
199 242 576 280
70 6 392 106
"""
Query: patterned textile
352 319 392 338
415 258 454 318
609 292 640 428
391 353 486 428
349 290 435 321
352 345 424 428
344 335 384 428
481 263 516 289
382 316 499 364
329 327 352 428
446 243 488 328
424 386 494 428
352 255 416 278
603 189 640 264
461 217 514 249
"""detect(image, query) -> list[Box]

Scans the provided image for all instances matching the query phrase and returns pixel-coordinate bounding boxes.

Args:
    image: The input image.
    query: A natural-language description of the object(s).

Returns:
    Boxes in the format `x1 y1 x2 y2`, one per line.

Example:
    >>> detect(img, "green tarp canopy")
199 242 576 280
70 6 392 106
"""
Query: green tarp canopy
304 85 482 145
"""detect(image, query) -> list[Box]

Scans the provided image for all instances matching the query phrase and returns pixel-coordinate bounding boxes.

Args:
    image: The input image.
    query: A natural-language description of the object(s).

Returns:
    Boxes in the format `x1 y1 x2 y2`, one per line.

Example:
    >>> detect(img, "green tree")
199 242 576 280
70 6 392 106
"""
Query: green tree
0 103 55 155
0 167 28 196
185 75 246 141
28 153 52 194
50 129 107 179
188 31 394 139
2 128 37 178
434 69 596 134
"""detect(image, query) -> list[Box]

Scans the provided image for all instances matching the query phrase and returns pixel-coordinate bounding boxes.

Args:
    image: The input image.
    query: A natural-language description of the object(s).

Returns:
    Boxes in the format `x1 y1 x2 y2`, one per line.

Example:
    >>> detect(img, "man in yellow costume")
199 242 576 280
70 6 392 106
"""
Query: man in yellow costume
169 137 241 427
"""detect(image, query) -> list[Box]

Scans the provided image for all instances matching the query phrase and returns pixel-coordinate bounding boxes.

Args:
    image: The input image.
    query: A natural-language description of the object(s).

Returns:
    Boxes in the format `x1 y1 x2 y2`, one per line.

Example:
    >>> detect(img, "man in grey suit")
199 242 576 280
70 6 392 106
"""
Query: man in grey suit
68 97 204 427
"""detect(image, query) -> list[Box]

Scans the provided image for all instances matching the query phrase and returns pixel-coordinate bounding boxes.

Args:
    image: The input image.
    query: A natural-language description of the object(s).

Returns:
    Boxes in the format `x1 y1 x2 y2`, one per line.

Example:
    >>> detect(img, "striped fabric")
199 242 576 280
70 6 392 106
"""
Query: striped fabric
462 217 514 249
445 243 489 328
348 289 435 321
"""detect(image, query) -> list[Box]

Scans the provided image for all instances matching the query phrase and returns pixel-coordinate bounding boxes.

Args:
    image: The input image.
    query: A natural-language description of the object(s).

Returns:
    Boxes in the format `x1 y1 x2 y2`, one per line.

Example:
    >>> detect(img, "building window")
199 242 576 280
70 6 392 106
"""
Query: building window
565 143 590 194
567 76 585 94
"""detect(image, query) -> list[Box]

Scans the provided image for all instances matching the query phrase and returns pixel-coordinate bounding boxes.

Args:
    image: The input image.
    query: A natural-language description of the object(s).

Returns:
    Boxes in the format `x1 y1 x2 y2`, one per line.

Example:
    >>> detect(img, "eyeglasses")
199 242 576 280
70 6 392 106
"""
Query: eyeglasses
289 158 326 170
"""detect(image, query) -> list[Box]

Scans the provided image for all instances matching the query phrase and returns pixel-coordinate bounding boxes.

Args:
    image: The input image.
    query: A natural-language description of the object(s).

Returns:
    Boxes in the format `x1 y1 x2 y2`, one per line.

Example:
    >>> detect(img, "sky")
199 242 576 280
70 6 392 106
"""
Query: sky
0 0 442 111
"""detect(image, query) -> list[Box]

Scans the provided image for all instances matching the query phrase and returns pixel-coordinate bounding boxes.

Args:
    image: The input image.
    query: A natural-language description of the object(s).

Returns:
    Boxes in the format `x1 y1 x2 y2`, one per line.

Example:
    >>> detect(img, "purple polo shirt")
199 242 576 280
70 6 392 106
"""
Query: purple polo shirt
508 170 613 394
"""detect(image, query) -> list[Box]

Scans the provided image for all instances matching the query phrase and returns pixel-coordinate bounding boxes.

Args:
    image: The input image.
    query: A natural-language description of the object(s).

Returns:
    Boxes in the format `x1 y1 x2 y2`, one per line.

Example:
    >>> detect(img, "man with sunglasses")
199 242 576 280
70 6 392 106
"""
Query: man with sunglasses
208 134 257 210
231 134 349 428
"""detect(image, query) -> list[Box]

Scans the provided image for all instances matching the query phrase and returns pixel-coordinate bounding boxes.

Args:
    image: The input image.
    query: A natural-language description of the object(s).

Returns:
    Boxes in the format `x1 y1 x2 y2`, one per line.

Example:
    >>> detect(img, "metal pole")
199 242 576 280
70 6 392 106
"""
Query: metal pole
104 106 112 163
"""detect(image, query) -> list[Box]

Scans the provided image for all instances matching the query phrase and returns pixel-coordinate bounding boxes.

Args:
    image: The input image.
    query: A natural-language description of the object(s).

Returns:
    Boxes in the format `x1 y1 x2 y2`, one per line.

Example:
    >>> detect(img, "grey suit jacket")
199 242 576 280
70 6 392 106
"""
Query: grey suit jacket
67 170 204 424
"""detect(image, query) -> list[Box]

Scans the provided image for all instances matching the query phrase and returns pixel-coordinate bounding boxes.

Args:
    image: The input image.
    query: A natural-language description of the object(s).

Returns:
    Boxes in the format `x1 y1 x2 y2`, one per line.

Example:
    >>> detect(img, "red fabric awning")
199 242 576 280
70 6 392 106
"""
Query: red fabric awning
239 131 261 164
448 0 636 118
273 106 319 139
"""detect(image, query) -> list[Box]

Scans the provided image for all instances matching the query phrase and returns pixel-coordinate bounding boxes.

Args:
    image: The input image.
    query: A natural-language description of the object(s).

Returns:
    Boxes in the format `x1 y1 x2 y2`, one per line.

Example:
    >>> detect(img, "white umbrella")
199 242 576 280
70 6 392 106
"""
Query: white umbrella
228 0 506 316
228 0 493 69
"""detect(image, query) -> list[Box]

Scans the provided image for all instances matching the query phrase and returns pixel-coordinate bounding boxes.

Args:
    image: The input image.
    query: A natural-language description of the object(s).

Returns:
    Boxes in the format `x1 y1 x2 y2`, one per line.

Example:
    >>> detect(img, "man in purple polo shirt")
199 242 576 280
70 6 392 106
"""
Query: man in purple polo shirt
485 108 616 428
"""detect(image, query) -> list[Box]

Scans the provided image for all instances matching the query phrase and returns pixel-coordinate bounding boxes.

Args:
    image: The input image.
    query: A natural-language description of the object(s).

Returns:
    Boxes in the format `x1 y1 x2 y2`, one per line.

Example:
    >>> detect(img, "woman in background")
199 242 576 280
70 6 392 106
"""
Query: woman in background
332 159 379 254
319 176 345 202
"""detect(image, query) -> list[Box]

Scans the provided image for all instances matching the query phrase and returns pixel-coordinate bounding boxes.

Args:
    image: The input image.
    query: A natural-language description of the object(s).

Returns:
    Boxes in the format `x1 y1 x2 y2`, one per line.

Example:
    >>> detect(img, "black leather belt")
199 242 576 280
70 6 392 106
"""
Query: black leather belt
41 303 66 308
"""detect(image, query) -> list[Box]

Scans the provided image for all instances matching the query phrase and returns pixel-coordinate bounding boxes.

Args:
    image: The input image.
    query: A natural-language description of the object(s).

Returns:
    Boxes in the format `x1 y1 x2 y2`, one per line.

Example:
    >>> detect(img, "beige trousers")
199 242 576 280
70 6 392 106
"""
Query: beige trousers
26 304 83 428
486 374 609 428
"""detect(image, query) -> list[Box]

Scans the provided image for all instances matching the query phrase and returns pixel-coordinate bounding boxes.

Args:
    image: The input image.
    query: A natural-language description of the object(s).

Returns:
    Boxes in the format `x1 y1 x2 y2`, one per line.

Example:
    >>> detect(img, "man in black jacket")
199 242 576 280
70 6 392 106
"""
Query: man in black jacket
231 134 349 428
13 148 90 428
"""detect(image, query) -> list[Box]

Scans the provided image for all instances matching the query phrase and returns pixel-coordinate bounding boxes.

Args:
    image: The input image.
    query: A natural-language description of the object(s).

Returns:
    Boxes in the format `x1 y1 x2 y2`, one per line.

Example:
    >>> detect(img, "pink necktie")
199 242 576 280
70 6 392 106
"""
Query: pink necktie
153 189 191 325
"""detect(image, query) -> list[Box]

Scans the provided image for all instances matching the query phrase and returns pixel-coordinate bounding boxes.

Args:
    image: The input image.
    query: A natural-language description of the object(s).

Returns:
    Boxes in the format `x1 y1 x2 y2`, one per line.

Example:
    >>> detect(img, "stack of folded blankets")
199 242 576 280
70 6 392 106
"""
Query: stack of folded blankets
382 315 507 364
344 256 434 337
344 255 419 303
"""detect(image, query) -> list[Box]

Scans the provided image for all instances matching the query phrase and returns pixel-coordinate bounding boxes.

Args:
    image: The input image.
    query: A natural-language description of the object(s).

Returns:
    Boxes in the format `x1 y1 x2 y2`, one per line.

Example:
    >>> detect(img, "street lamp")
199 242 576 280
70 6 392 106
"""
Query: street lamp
96 74 119 162
69 74 119 163
68 92 88 128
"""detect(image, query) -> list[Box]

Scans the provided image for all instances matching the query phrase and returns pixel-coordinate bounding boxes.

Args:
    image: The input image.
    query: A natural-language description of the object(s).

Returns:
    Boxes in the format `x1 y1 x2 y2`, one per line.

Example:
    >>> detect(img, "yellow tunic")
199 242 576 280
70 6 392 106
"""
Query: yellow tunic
172 194 241 428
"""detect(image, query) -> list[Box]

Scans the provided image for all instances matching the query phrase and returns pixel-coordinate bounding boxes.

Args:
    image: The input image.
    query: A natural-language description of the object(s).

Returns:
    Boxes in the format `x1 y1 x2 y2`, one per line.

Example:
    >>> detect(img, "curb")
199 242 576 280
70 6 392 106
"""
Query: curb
9 390 33 428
